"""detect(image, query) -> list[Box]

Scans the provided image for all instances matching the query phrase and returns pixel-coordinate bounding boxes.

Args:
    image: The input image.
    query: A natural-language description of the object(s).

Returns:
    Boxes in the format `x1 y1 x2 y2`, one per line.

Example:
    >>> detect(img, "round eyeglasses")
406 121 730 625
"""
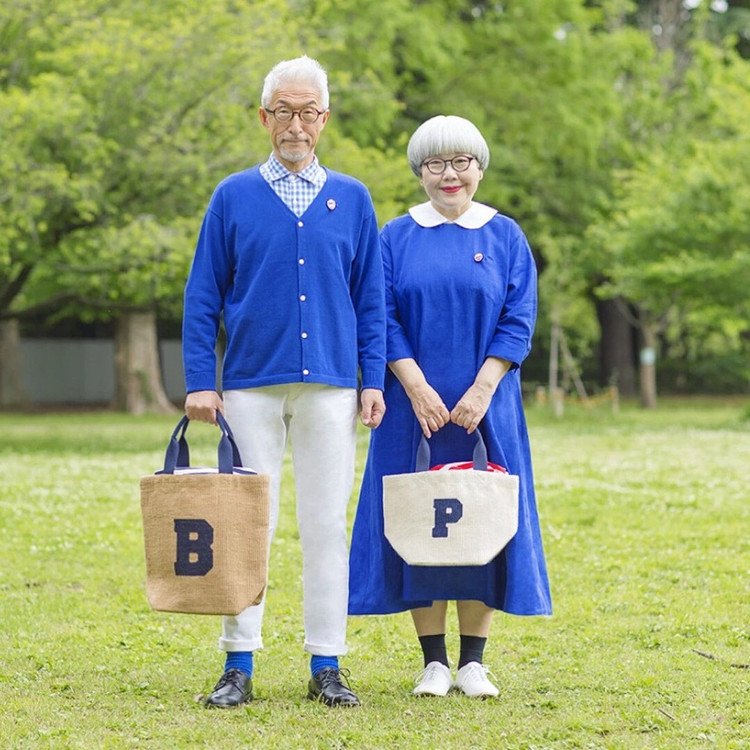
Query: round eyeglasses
421 155 476 175
264 106 327 124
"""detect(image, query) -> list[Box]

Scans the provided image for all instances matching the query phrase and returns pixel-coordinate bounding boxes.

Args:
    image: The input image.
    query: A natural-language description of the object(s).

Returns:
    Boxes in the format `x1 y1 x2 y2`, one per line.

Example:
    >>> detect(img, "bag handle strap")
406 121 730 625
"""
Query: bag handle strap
415 429 489 472
162 413 243 474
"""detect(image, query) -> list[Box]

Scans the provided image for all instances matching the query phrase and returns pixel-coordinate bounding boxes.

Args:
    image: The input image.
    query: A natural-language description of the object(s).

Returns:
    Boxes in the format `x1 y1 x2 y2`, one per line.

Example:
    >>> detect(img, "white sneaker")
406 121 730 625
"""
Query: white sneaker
413 661 453 697
455 662 499 698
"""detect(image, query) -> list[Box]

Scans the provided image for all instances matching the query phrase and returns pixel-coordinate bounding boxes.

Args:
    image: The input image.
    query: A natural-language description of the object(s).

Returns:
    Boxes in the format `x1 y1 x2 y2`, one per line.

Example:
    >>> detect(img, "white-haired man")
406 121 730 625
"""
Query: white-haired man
182 55 386 708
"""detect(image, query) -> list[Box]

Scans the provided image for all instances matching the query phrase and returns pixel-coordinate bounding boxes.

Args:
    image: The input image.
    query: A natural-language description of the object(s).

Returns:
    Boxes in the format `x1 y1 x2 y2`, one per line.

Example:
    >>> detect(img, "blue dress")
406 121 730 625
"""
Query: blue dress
348 205 552 616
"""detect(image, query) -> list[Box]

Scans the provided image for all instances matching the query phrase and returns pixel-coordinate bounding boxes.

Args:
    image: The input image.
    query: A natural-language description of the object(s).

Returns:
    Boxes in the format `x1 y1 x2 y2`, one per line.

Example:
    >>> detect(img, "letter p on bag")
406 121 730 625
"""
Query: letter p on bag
173 518 214 576
431 498 463 538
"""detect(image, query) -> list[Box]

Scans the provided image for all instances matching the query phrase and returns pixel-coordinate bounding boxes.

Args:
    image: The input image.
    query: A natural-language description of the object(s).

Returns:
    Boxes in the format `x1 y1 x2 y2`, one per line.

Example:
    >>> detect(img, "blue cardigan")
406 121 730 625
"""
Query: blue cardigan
182 167 386 393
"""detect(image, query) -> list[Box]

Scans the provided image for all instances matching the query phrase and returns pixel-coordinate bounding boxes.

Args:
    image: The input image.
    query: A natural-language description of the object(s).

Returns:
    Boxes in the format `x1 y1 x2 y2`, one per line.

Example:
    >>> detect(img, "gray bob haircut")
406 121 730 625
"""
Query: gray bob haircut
407 115 490 176
261 55 329 110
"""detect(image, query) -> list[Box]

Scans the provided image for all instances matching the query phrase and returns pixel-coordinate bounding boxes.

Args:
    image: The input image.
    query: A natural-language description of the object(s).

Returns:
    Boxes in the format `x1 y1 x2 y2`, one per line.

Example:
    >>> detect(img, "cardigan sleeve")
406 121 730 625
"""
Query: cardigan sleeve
181 190 232 393
350 202 387 391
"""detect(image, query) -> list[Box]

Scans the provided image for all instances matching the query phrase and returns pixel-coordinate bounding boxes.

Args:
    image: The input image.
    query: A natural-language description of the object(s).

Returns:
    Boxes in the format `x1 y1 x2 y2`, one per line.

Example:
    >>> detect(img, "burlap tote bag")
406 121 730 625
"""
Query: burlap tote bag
140 414 270 615
383 430 518 566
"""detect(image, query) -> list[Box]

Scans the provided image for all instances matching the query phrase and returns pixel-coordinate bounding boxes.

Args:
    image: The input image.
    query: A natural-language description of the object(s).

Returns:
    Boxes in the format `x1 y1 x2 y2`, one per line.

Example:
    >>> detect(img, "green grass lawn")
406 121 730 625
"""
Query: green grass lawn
0 398 748 749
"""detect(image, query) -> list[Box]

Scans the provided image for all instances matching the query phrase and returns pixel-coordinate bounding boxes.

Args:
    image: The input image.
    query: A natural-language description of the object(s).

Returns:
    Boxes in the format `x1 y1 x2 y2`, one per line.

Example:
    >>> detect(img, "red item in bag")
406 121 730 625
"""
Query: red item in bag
430 461 508 473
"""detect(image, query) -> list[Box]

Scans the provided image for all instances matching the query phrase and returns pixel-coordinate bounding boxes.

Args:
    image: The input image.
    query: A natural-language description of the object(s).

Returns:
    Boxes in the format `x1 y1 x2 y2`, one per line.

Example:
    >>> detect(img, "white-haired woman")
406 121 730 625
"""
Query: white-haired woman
348 115 551 698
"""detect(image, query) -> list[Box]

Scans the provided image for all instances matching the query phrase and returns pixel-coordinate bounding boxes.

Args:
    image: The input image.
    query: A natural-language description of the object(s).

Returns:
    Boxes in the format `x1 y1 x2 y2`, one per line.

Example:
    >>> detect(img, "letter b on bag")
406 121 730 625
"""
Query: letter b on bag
174 519 214 576
432 498 463 538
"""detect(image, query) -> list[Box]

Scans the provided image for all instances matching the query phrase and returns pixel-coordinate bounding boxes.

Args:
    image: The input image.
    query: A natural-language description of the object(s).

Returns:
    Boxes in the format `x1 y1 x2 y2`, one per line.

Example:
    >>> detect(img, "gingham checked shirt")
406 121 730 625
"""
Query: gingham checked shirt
259 152 327 216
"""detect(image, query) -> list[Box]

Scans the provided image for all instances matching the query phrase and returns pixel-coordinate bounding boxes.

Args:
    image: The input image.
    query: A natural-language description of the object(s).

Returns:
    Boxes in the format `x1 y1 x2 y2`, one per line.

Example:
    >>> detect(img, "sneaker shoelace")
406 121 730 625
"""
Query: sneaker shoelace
415 663 447 685
462 662 498 685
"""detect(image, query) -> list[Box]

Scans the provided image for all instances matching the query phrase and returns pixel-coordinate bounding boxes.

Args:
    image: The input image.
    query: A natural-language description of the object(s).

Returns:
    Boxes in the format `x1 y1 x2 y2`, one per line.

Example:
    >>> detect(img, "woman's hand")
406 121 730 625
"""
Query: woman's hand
389 358 449 438
451 357 512 434
450 382 494 434
408 382 451 438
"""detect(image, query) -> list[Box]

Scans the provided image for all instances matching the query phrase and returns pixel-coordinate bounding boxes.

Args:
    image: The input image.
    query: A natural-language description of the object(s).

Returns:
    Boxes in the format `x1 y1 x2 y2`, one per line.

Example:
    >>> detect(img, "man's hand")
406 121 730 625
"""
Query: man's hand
360 388 385 429
184 390 224 424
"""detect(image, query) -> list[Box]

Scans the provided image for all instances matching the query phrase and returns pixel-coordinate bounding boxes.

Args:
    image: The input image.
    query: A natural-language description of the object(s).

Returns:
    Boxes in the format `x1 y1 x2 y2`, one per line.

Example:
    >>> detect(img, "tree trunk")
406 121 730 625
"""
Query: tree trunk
595 297 638 397
0 319 31 409
547 320 564 417
639 321 658 410
112 311 177 414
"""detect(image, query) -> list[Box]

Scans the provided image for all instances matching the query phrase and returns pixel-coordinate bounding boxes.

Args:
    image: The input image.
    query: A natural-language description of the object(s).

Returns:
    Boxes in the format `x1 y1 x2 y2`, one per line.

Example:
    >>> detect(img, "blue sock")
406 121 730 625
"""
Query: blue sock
224 651 253 677
310 655 339 677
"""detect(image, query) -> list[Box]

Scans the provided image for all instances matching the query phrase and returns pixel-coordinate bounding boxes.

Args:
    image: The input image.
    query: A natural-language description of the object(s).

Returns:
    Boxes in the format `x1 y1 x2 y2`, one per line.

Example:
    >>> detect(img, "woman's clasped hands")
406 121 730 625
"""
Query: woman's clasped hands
409 381 492 438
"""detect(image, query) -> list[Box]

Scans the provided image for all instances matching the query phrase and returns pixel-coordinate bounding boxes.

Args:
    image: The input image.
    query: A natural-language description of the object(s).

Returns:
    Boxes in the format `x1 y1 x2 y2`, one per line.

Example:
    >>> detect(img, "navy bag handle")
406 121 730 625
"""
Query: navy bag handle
161 413 243 475
415 429 489 472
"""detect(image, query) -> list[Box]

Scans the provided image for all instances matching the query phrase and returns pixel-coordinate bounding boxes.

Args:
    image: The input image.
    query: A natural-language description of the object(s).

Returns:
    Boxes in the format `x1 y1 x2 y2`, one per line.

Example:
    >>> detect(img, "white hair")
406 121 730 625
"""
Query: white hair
407 115 490 176
261 55 329 109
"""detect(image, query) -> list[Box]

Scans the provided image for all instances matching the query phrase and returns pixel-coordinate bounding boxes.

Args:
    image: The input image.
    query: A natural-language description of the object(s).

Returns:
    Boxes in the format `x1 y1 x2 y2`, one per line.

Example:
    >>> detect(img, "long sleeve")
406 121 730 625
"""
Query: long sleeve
486 225 538 368
381 224 417 364
182 197 232 393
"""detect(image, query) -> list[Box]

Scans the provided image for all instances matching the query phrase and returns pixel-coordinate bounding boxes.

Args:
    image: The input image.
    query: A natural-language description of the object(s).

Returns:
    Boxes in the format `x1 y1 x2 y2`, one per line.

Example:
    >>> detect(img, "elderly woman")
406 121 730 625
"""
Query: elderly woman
348 115 551 698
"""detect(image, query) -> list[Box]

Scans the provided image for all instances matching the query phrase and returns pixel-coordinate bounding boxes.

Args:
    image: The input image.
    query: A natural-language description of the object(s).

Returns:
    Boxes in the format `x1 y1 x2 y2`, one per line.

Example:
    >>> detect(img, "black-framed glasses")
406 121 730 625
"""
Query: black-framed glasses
264 106 327 124
422 155 475 174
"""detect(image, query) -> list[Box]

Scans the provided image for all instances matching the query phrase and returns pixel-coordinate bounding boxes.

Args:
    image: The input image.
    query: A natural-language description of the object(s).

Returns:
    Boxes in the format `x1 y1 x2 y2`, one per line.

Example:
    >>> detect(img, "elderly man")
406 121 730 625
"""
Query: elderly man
182 55 386 708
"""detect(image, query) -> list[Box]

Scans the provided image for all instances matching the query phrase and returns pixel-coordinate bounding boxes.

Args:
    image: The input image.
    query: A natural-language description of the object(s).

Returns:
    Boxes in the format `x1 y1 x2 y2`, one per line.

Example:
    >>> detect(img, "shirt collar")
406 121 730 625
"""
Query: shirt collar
263 152 326 187
408 201 498 229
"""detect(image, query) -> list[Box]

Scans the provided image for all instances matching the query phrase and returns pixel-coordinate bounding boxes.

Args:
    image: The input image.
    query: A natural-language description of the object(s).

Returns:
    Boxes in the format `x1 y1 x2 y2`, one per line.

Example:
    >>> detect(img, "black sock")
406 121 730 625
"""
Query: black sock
418 634 448 668
458 635 487 669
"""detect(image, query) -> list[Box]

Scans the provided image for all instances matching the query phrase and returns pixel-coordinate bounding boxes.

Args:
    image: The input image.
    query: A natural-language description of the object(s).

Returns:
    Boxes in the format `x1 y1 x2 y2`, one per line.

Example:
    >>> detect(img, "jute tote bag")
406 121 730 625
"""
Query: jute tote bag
383 431 519 566
140 414 270 615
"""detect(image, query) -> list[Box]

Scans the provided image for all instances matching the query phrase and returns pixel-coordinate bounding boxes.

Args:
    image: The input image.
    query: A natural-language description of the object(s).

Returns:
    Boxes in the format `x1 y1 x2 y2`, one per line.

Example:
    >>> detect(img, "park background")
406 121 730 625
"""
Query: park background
1 1 748 748
1 0 749 411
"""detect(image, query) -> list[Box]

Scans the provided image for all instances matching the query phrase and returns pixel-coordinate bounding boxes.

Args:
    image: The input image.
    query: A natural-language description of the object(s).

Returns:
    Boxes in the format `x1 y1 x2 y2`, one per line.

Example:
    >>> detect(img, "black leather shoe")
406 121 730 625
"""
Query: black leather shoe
307 667 360 707
204 668 253 708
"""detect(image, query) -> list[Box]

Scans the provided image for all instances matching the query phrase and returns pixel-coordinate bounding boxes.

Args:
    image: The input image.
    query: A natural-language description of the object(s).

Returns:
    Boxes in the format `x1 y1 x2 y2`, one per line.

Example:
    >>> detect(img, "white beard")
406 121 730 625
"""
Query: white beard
278 144 311 163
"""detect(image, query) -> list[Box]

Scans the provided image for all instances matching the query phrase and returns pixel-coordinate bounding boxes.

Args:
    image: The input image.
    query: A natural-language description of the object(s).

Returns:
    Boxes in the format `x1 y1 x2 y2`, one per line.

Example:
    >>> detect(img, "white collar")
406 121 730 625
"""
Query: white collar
408 201 498 229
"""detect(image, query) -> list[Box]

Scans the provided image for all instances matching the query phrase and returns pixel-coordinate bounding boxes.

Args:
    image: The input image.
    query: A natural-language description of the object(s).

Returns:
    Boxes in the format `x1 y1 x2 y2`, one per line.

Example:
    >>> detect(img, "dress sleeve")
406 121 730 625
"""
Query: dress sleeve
486 224 538 368
382 224 417 363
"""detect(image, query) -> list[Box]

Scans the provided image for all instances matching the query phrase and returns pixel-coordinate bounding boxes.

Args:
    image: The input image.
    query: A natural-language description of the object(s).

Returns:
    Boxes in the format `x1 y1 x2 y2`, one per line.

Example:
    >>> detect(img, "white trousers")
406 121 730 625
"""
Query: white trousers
220 384 358 656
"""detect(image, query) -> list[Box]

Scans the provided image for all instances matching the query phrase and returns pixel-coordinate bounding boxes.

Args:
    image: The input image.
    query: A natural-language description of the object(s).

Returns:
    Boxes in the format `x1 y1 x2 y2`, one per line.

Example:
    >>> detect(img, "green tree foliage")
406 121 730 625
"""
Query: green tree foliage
588 39 750 391
586 15 750 383
293 0 456 220
1 0 293 321
1 0 748 400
